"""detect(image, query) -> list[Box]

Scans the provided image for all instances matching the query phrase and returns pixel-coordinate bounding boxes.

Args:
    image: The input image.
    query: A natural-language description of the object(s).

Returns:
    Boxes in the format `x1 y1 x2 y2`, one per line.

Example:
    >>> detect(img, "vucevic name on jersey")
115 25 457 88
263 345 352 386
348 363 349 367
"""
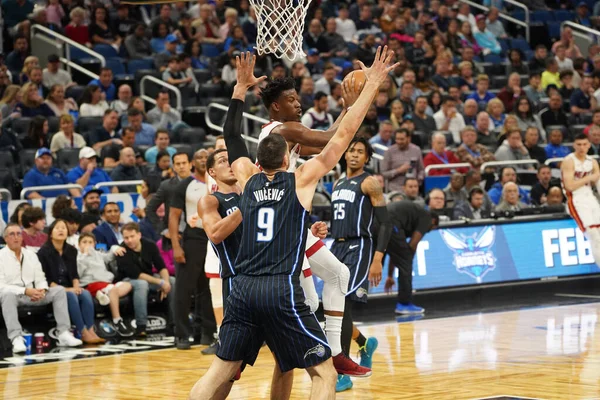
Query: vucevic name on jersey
211 192 243 279
235 172 309 276
331 172 374 239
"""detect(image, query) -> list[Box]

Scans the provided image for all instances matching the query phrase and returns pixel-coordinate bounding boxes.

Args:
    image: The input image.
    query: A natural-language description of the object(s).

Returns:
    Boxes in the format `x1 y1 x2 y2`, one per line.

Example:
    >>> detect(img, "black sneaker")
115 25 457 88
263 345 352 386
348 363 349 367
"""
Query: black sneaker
177 337 191 350
115 319 134 337
200 332 216 345
201 340 218 355
136 325 147 337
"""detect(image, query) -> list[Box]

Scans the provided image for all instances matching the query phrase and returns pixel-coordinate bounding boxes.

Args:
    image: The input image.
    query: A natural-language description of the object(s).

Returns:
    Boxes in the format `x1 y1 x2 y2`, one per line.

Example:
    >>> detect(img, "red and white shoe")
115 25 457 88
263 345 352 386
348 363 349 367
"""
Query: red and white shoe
332 353 372 377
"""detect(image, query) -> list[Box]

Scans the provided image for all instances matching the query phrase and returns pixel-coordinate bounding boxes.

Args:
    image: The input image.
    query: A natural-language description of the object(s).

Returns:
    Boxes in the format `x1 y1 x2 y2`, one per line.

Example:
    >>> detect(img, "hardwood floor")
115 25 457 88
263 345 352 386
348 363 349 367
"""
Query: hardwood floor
1 302 599 399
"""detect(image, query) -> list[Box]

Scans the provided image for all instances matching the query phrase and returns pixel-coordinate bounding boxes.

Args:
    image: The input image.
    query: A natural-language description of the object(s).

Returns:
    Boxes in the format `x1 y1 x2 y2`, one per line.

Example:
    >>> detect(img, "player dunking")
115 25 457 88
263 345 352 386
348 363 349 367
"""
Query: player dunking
329 137 392 392
189 49 397 399
561 133 600 266
257 71 371 379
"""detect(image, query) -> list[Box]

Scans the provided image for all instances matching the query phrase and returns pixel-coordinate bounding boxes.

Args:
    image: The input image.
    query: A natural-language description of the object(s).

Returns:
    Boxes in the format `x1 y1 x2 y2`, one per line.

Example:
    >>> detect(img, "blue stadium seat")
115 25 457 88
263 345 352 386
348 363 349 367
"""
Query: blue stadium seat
346 42 358 54
483 54 503 64
68 46 90 61
510 38 531 53
66 85 86 102
201 44 221 58
511 10 526 22
331 57 347 68
93 44 119 59
106 58 126 75
555 10 574 22
498 39 510 55
547 22 562 39
193 69 212 84
531 10 554 22
523 50 534 61
127 59 154 75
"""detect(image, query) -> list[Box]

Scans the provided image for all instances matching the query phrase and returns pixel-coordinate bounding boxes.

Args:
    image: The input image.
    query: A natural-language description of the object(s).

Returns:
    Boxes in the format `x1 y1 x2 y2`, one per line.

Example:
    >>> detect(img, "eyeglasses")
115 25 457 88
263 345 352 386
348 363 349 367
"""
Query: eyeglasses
5 231 22 238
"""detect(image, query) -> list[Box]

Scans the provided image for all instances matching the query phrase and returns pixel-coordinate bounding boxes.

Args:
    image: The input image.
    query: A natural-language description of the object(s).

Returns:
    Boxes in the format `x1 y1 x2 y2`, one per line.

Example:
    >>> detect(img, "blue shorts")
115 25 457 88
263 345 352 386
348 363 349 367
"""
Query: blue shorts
331 237 374 303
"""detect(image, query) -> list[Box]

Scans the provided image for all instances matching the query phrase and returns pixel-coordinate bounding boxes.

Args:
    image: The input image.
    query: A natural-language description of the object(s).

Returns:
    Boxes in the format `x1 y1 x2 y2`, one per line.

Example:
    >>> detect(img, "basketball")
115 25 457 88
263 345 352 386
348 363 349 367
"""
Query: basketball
343 70 367 94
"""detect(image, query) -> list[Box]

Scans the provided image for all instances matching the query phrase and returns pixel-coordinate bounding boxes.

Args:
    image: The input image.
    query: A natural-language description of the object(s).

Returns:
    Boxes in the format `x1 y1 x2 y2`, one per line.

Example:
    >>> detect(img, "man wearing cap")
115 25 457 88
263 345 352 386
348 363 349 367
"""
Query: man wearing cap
23 148 80 199
67 147 116 194
88 68 116 101
575 2 592 27
473 15 501 55
155 34 181 72
43 54 74 89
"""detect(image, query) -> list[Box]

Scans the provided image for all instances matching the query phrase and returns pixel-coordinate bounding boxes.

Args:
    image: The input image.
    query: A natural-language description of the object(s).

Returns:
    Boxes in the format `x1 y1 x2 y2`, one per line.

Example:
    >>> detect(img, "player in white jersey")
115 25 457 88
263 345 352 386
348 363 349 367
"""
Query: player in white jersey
257 78 372 380
561 133 600 266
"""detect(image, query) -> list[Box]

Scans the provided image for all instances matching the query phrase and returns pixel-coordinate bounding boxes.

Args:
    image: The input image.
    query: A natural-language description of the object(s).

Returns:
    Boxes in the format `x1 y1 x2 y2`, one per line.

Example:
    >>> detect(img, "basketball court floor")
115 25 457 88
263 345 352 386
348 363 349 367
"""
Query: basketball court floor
0 298 599 400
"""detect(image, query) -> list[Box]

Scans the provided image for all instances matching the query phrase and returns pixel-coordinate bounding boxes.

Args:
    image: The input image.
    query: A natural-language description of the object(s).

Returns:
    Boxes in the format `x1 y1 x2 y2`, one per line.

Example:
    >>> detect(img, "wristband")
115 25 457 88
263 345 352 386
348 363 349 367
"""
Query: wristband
160 279 165 287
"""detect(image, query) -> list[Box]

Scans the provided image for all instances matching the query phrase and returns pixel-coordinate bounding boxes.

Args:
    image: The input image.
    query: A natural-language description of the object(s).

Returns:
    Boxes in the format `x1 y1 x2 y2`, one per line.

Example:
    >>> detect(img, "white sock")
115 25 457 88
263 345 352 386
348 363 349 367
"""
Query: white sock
113 318 122 324
325 315 343 356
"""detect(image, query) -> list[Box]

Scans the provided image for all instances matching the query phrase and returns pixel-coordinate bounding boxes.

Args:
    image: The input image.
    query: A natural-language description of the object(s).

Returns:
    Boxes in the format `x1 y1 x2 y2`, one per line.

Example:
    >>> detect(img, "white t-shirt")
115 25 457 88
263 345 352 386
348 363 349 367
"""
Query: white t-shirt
433 110 466 144
335 17 356 42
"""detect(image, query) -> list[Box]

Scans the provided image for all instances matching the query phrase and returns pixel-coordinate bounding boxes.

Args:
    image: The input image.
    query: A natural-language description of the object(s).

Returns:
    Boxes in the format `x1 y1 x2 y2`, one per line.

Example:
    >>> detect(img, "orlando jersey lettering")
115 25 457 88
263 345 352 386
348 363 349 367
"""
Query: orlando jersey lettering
330 172 374 239
235 172 309 276
210 192 242 279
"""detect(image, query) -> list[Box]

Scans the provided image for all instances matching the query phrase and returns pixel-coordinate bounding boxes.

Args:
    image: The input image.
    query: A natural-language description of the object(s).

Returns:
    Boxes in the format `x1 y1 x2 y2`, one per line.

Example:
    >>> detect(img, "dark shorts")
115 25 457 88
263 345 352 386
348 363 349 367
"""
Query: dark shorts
331 238 374 303
222 275 233 311
217 274 331 372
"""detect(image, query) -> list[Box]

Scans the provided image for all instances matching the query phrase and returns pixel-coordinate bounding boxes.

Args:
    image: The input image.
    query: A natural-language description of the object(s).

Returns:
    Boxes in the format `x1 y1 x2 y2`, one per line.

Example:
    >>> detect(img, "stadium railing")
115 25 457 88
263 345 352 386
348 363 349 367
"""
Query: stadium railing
457 0 530 42
31 24 105 80
545 154 599 166
140 75 183 111
20 184 84 199
94 181 144 191
0 189 12 202
425 163 472 176
560 21 600 53
480 159 539 172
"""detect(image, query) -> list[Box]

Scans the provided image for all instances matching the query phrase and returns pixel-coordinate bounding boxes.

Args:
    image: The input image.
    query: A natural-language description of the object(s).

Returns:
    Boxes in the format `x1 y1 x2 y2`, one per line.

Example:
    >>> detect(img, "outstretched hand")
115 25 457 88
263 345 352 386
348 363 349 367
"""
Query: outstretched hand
235 52 268 89
357 46 399 86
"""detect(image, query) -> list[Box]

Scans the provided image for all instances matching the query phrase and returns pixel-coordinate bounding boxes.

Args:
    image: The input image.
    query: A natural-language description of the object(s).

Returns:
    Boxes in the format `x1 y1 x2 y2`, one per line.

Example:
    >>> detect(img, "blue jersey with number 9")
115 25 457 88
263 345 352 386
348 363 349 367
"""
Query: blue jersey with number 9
235 171 309 276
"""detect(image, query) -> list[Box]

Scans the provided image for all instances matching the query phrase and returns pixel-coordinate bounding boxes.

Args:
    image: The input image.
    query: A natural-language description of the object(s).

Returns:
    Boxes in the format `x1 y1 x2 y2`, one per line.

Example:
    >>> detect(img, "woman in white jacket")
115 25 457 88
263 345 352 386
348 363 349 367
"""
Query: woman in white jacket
77 233 134 337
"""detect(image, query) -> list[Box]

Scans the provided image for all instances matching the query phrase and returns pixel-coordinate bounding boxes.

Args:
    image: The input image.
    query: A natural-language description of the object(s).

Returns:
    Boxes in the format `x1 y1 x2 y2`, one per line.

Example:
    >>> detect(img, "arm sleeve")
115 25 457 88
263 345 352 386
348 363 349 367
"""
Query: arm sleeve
374 206 393 253
223 98 249 164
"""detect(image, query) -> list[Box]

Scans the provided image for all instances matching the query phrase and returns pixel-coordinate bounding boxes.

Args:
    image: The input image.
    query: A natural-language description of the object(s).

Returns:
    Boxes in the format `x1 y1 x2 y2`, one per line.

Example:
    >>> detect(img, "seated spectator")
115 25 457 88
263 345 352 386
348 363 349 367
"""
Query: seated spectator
497 73 523 113
555 45 574 72
77 232 134 337
224 25 252 53
473 15 501 55
487 98 507 130
381 128 425 192
301 91 334 131
458 21 482 57
314 64 341 95
431 58 453 92
82 188 103 224
524 126 547 164
23 147 79 199
389 100 405 130
90 109 120 153
89 6 121 50
506 49 529 75
588 125 600 156
184 39 208 70
126 23 152 60
466 75 495 109
110 84 133 116
453 187 489 220
162 56 195 95
462 99 480 126
485 6 506 38
298 76 315 112
64 7 89 46
523 72 545 108
192 4 223 45
111 3 135 40
541 59 561 90
149 150 174 180
60 208 82 248
151 4 177 34
456 126 496 169
494 129 532 168
6 35 30 73
45 84 78 117
21 206 47 251
0 85 21 119
513 96 546 138
399 81 415 116
110 147 143 192
221 52 238 85
552 27 582 60
443 173 467 208
488 166 530 205
147 91 185 134
323 17 347 57
9 203 31 227
79 85 109 117
145 130 176 164
445 19 463 55
529 44 549 74
427 91 443 117
434 96 465 143
540 93 568 130
38 220 105 344
475 111 498 148
584 109 600 135
88 68 116 102
545 128 571 163
151 22 170 54
93 202 123 248
400 178 425 207
43 54 73 89
423 132 467 176
424 188 450 221
544 186 565 208
116 222 175 336
155 35 181 71
123 108 156 146
496 114 521 145
102 127 137 168
369 120 395 155
67 146 114 193
559 70 575 100
328 82 344 116
462 169 494 214
0 223 82 354
530 165 557 206
21 115 49 149
15 83 54 117
495 182 529 212
570 75 596 117
412 96 436 134
19 56 39 85
50 114 86 156
456 61 476 93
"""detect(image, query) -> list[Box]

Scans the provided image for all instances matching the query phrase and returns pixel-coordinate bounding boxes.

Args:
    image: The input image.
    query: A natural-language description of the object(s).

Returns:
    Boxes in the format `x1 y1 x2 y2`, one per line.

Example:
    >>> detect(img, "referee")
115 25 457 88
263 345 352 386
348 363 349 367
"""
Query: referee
383 200 438 315
169 149 216 350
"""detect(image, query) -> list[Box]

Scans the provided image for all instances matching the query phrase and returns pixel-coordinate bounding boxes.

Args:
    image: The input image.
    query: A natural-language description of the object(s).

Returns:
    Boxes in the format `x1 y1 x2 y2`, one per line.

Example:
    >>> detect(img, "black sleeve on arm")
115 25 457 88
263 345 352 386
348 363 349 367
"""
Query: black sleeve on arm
374 206 393 253
224 98 249 164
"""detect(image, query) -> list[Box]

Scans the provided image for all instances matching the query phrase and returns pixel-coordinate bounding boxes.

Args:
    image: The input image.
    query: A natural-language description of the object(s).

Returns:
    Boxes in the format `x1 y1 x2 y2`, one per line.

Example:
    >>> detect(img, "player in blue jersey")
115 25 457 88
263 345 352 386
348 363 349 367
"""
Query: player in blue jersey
329 136 393 391
189 49 398 400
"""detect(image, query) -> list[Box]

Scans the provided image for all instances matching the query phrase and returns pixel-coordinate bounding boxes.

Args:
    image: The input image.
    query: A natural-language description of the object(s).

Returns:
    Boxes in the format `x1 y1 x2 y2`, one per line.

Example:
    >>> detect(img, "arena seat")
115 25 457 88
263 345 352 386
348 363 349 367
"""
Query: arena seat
12 118 32 135
0 151 15 170
77 116 103 137
56 148 81 172
127 59 155 75
48 116 60 134
176 127 207 145
171 143 194 158
19 149 37 177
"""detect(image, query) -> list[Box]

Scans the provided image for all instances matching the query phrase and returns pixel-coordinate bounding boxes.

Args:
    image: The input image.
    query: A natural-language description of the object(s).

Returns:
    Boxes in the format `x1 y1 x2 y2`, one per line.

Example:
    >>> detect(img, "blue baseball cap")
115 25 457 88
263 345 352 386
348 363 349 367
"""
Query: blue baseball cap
166 34 179 43
82 186 104 198
307 48 319 56
35 147 52 158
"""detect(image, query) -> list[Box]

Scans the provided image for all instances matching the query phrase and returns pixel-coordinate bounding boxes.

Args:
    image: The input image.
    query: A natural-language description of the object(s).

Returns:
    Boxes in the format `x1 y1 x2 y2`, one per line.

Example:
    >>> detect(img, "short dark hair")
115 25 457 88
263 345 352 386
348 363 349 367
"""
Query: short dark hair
121 222 140 234
442 95 455 105
156 149 171 163
157 90 170 99
395 128 410 137
78 232 96 243
127 108 143 118
404 177 419 186
469 186 485 198
14 34 27 43
257 134 288 170
122 127 135 137
104 108 118 117
21 207 46 228
347 136 373 163
574 133 589 141
207 148 227 170
261 77 296 109
10 203 31 224
99 67 112 75
102 202 120 214
559 70 574 80
314 91 327 101
60 208 82 224
172 151 190 163
537 165 551 173
155 129 169 140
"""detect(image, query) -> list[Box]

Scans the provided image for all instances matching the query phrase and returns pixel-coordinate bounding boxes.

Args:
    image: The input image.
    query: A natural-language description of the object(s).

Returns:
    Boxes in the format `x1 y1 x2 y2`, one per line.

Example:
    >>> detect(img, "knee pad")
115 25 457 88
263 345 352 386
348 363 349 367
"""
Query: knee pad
209 278 223 308
309 247 350 296
300 270 319 313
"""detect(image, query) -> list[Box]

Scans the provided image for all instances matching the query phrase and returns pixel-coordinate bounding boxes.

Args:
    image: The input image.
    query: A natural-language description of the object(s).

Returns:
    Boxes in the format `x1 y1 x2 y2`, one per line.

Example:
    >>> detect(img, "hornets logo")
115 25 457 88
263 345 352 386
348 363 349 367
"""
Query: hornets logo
440 226 497 283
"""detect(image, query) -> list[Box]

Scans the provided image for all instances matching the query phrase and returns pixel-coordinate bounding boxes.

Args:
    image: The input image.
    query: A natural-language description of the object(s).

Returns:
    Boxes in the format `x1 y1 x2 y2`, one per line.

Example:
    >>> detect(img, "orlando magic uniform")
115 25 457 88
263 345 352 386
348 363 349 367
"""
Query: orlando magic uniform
330 172 374 303
217 172 331 372
210 192 242 305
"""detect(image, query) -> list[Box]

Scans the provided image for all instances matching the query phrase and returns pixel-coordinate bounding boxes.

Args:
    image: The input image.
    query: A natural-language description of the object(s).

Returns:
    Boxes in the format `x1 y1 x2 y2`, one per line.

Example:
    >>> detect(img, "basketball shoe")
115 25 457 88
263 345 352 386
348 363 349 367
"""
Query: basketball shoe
333 353 372 377
358 337 378 369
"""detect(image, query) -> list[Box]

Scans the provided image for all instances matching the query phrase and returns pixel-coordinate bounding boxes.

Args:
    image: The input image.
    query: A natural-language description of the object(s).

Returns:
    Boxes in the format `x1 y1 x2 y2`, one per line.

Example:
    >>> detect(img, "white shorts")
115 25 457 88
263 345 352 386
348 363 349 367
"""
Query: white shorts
567 192 600 231
205 242 221 278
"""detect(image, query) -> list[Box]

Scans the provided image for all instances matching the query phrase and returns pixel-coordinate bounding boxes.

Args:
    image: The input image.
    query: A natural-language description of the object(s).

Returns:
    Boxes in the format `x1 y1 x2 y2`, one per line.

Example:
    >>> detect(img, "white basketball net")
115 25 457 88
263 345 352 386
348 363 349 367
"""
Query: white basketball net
249 0 313 62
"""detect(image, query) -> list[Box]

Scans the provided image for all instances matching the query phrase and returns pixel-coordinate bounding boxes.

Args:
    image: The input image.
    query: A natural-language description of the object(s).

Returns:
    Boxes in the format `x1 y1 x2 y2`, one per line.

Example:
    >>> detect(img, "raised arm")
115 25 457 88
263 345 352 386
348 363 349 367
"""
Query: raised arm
295 46 398 209
198 195 243 244
225 52 265 190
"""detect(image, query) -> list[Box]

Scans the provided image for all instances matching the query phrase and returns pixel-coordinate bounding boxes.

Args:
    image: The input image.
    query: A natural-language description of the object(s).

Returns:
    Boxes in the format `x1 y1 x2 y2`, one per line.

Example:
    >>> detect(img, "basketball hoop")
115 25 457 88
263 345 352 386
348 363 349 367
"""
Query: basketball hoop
249 0 313 62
